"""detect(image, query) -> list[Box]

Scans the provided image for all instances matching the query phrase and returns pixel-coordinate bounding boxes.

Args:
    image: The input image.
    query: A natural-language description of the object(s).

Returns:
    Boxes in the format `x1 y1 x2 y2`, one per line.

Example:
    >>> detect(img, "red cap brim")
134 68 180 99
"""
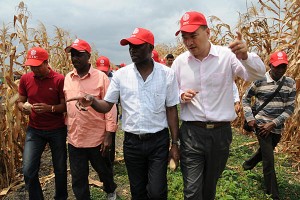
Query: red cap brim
175 24 201 36
120 38 146 46
272 60 288 67
65 46 87 53
24 59 44 67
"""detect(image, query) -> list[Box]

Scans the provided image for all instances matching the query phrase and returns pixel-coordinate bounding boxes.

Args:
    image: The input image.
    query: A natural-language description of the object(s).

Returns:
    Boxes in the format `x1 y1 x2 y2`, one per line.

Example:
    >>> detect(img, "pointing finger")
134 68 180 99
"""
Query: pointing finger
66 97 82 102
236 31 242 41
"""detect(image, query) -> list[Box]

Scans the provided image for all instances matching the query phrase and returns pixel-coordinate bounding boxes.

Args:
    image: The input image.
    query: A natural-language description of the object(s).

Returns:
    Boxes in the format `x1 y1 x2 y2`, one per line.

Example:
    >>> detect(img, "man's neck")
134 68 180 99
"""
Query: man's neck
77 64 91 77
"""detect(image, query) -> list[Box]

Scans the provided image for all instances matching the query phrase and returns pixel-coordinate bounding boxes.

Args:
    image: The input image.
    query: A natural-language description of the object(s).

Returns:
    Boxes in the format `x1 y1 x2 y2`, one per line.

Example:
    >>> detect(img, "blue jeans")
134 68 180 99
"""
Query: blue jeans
180 122 232 200
22 126 68 200
123 128 169 200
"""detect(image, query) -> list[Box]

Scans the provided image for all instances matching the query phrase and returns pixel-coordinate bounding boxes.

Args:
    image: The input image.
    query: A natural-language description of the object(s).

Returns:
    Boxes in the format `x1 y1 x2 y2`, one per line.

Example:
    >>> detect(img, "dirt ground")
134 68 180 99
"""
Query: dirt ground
2 132 125 200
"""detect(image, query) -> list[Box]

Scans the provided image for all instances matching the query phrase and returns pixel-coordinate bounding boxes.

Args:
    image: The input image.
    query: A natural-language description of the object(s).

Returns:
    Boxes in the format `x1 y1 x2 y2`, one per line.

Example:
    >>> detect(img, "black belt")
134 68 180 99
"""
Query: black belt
125 128 167 141
184 121 230 129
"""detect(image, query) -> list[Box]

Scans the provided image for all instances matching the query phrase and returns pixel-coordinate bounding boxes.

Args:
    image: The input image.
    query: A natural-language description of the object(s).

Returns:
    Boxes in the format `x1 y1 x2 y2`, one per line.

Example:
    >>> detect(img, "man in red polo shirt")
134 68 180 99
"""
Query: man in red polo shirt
17 47 68 200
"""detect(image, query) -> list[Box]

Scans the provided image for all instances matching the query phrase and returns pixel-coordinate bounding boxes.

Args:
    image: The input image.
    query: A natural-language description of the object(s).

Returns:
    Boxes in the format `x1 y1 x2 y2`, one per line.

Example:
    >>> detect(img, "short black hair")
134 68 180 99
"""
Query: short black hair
166 54 174 59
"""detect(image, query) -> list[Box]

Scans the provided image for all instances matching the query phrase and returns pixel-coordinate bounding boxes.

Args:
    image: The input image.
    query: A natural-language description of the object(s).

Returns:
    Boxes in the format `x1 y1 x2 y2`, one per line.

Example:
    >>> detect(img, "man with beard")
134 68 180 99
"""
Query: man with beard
64 39 117 200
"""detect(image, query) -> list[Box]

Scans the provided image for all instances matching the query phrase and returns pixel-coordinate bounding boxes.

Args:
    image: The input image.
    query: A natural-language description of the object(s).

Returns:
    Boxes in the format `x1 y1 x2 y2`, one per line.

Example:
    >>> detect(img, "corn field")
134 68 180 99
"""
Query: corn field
0 0 299 192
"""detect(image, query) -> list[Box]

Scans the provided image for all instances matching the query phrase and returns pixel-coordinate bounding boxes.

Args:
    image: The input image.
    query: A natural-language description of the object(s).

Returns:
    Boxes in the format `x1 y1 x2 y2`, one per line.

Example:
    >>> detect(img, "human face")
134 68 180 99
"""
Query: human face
129 43 152 64
269 64 287 81
30 61 49 78
70 49 90 71
166 58 174 67
181 26 210 59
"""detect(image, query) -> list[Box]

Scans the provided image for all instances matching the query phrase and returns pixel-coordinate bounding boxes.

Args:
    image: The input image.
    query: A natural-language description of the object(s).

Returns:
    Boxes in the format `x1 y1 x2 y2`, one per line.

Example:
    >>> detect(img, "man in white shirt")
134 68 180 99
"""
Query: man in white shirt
67 27 180 200
172 11 266 200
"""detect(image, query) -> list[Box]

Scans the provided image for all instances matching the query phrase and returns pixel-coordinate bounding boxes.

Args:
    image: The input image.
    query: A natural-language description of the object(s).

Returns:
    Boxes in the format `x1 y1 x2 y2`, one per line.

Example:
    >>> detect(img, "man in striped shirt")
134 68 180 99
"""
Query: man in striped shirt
242 51 296 200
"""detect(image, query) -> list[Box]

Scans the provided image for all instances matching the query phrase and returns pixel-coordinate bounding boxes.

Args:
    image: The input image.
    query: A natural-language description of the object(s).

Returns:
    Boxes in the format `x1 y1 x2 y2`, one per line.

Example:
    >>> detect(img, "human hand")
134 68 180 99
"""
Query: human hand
22 102 32 115
169 144 180 171
234 102 241 113
101 132 112 157
32 103 49 114
228 31 248 60
181 89 198 102
66 94 94 111
257 122 276 137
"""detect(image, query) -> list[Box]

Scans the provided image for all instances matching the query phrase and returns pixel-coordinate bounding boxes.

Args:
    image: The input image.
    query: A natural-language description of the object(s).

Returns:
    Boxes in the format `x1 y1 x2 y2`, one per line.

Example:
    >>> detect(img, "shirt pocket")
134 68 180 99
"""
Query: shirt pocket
148 92 166 113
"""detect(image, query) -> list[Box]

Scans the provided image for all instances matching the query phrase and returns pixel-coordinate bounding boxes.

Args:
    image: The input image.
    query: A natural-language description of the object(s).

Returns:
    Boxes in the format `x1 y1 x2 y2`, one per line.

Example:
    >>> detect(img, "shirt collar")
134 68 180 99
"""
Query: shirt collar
187 42 218 60
70 65 95 79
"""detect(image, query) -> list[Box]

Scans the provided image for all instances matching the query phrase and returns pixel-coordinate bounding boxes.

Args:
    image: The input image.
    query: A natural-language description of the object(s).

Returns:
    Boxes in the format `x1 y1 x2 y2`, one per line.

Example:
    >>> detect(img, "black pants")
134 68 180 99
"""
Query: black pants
68 144 117 200
123 128 169 200
245 132 281 199
180 122 232 200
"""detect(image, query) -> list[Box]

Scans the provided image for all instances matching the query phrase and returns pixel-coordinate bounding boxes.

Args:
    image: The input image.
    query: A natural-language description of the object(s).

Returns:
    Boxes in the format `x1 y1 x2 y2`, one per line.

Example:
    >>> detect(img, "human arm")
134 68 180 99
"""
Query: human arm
166 105 180 169
32 98 66 114
229 32 265 81
242 82 258 130
101 104 118 156
233 82 241 113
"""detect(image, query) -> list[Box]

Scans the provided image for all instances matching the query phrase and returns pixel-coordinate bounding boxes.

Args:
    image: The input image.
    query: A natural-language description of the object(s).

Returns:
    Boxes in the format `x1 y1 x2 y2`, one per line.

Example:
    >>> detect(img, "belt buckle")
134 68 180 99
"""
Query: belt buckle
206 124 214 129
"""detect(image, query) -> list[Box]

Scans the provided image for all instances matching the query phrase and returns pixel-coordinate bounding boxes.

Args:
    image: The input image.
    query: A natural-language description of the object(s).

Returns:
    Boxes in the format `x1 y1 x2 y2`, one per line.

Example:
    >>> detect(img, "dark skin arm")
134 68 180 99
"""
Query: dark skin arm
66 95 114 113
101 131 113 157
166 105 180 169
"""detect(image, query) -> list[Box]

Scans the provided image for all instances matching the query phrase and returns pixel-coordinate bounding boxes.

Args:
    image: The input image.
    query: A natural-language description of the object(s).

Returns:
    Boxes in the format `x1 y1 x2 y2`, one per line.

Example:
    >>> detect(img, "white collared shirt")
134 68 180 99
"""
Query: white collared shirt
172 43 265 122
104 62 179 134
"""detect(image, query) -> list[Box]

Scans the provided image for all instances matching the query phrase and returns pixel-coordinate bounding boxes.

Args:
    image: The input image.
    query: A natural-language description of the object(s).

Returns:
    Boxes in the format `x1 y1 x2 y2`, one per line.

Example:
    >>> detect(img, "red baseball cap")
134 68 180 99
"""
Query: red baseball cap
175 11 207 36
152 50 159 62
120 63 126 67
270 51 288 67
24 47 49 67
65 39 91 54
96 56 110 72
120 28 154 46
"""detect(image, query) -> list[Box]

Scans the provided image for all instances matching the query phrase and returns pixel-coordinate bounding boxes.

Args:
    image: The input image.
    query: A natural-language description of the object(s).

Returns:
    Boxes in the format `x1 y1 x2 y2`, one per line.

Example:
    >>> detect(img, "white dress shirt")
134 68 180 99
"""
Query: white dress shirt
172 43 265 122
104 62 179 134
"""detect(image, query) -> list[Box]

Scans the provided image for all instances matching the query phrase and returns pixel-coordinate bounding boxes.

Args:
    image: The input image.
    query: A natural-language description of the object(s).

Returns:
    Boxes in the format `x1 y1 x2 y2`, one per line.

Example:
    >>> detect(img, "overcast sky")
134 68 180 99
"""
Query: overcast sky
0 0 254 65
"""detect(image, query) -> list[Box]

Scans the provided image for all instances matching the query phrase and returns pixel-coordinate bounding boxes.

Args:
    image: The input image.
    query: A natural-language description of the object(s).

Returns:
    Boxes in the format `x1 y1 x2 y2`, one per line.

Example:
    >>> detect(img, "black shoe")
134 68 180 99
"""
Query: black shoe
242 161 256 170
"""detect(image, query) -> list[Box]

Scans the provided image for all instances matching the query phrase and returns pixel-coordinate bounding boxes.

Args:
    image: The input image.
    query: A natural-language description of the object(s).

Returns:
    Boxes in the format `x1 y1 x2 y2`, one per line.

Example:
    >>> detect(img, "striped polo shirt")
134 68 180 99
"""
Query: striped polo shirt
242 71 296 134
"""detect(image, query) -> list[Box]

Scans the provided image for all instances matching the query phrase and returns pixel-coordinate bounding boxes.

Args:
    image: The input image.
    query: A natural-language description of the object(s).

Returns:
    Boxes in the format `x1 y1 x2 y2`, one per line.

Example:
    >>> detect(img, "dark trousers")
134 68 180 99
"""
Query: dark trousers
23 126 68 200
180 122 232 200
123 128 169 200
245 133 281 199
68 143 117 200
